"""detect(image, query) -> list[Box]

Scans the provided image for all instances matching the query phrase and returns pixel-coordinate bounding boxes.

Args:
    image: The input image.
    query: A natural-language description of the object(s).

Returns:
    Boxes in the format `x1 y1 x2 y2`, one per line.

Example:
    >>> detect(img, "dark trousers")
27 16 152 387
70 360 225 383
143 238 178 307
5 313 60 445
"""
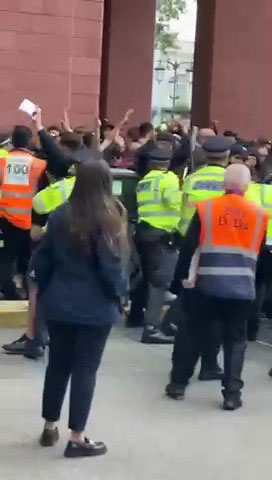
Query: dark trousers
163 294 220 371
248 248 272 337
42 323 111 432
128 278 148 326
247 281 266 339
128 227 178 327
171 292 251 392
0 218 30 299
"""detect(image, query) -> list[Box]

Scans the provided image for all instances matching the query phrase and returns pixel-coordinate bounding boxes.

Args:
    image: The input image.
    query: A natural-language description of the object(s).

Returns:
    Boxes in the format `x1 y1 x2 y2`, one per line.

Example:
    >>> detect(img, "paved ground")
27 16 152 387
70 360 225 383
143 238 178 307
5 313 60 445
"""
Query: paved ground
0 325 272 480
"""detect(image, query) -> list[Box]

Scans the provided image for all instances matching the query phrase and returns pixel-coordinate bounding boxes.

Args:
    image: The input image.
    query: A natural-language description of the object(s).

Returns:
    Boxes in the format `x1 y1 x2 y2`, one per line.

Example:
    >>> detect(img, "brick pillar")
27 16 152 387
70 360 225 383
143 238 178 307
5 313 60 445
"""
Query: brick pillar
192 0 272 139
0 0 104 129
100 0 156 126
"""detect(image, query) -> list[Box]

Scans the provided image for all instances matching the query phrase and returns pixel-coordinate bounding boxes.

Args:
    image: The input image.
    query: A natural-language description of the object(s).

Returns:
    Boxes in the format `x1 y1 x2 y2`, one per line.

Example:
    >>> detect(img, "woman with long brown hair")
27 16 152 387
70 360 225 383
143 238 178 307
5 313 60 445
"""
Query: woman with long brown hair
29 160 128 458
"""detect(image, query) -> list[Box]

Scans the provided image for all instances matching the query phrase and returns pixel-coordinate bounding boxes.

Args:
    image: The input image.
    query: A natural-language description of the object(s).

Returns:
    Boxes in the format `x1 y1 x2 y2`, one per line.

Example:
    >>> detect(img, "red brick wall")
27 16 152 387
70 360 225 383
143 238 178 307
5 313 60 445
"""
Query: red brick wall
192 0 272 139
0 0 104 129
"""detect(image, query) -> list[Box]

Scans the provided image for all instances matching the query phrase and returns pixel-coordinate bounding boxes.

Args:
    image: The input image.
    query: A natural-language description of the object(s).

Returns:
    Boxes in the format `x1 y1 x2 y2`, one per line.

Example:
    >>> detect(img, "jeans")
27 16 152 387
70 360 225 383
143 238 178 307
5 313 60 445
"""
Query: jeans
171 291 251 392
0 218 31 299
42 323 111 432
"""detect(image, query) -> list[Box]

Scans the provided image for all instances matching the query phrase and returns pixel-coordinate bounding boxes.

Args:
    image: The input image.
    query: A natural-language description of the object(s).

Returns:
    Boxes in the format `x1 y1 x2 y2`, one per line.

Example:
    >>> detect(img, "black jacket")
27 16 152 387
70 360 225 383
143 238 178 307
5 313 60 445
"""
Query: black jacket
29 204 128 326
38 129 93 174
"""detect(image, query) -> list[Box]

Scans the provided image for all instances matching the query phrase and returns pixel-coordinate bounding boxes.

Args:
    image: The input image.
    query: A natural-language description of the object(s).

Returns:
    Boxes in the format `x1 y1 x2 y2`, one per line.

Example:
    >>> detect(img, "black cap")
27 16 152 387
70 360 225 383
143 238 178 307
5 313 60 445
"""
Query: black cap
147 147 172 163
203 136 234 156
230 144 248 158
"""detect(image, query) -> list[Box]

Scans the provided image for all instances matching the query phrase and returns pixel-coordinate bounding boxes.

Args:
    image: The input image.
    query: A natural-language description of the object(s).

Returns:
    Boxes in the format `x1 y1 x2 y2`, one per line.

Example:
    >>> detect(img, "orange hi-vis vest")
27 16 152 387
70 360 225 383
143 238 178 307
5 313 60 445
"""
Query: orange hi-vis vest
0 151 47 230
196 194 269 300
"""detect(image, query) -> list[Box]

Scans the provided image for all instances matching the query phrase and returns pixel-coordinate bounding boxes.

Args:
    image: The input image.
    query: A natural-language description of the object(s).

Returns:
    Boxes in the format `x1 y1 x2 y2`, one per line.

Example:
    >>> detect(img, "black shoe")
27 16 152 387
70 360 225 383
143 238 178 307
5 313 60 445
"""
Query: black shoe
24 340 45 360
222 392 242 411
39 427 59 447
141 326 174 344
161 321 178 337
198 368 224 381
64 437 107 458
2 334 28 354
268 368 272 378
166 383 185 400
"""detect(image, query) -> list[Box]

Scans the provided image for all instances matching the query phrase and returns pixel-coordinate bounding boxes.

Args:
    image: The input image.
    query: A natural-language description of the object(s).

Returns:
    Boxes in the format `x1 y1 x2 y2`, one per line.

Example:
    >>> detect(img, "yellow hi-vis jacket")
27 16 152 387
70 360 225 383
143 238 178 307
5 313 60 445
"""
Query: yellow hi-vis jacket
33 177 75 215
137 170 181 233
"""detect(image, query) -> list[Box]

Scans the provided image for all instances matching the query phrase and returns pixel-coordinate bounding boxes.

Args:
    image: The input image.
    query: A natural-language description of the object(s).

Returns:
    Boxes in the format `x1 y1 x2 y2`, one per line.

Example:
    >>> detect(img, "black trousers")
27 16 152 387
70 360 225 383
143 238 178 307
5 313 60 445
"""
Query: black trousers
248 248 272 337
42 323 111 432
171 292 251 392
128 227 178 327
0 218 30 299
162 294 221 371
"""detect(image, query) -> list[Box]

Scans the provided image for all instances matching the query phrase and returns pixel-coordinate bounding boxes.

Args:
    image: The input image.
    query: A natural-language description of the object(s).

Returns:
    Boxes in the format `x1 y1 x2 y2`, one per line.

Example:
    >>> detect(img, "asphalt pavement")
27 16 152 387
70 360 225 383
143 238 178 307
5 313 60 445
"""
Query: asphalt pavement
0 324 272 480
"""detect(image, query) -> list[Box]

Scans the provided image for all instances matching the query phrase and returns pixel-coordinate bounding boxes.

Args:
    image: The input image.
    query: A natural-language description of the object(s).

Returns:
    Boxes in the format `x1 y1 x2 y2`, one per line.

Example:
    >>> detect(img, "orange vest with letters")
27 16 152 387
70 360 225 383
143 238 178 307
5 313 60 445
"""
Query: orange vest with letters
196 194 269 300
0 151 47 230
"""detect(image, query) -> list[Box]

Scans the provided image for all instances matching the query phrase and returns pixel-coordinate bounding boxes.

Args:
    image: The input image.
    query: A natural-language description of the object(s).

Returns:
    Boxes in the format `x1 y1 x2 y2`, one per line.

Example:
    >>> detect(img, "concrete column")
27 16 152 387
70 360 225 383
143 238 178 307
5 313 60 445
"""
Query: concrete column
192 0 272 139
100 0 156 126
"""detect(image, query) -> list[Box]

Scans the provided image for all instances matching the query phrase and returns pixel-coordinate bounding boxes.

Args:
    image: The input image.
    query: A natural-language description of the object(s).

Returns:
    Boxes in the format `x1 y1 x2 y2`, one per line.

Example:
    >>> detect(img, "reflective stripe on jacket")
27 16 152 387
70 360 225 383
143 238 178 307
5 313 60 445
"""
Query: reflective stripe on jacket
0 151 47 230
33 177 75 215
196 194 269 300
180 166 225 236
137 170 181 233
179 164 266 237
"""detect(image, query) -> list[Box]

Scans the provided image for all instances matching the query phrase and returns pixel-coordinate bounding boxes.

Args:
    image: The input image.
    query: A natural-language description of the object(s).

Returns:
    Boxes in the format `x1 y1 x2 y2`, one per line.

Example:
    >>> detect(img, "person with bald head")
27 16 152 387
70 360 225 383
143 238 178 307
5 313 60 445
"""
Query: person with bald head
171 136 234 382
166 164 269 410
198 128 216 144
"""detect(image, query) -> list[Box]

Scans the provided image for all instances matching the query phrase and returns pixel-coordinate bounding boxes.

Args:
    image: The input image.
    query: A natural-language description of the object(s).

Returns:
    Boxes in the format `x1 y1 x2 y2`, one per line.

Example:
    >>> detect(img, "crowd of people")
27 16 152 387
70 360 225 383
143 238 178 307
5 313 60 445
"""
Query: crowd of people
1 107 272 458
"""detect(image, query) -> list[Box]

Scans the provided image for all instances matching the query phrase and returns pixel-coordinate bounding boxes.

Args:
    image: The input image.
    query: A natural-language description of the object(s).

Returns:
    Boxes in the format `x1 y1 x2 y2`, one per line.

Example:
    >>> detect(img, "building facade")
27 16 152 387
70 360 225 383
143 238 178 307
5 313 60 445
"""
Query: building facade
192 0 272 139
0 0 271 139
0 0 156 129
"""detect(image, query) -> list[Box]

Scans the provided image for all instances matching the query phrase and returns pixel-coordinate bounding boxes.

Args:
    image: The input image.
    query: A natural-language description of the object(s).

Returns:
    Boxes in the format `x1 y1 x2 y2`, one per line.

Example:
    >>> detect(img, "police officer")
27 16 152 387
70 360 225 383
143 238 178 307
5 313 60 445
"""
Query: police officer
246 182 272 341
180 136 233 237
166 165 269 410
167 137 234 376
133 147 181 344
32 173 75 216
169 137 272 351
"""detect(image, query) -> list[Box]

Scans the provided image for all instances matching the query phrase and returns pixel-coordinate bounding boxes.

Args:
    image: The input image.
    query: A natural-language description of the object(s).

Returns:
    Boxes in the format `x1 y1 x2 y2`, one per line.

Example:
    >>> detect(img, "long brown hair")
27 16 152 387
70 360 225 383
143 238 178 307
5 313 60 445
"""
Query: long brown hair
67 160 128 257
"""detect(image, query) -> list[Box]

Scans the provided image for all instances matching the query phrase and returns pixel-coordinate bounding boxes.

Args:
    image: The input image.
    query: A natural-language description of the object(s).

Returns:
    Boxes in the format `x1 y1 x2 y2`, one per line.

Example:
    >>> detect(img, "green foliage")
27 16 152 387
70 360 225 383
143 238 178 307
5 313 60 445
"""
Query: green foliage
157 0 186 22
156 0 187 53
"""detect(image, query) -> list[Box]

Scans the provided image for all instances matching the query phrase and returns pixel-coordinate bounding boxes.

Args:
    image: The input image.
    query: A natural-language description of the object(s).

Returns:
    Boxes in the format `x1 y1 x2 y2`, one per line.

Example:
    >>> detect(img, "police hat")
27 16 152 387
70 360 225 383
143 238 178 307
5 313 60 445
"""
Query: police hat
230 143 248 158
203 136 234 157
147 147 172 163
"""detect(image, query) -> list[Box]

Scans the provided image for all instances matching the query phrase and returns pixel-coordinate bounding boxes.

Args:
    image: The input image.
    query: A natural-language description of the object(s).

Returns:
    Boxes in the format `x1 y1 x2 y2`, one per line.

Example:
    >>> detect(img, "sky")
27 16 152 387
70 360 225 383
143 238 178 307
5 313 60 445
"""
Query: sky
170 0 197 42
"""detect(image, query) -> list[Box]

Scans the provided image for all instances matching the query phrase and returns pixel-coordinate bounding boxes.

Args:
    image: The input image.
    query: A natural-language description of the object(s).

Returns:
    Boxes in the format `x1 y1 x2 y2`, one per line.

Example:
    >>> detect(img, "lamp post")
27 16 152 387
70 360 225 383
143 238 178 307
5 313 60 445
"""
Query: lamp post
167 60 194 116
186 62 194 85
167 60 180 114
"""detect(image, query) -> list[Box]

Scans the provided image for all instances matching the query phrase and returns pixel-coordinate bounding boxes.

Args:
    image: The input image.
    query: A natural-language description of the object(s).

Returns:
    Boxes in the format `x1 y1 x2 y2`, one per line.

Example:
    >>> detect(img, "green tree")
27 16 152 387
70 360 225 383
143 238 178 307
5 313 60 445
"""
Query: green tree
156 0 187 53
157 0 186 22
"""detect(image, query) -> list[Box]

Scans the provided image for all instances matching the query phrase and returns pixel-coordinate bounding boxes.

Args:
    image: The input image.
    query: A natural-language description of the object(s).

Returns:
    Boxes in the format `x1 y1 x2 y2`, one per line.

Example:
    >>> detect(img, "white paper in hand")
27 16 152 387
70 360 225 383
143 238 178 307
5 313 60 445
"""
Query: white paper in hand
18 99 40 117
